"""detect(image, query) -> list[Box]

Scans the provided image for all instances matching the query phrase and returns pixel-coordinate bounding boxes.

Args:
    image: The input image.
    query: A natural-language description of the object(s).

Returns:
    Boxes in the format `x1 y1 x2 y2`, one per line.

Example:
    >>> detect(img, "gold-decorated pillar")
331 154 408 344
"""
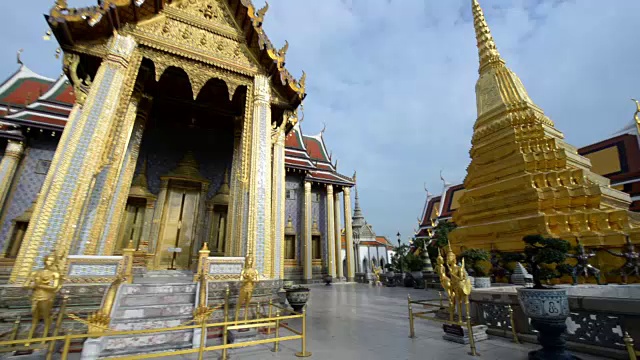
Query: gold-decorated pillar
326 184 336 278
343 187 355 281
271 124 286 279
147 181 168 255
303 180 312 281
83 92 151 255
0 140 24 212
245 74 272 277
225 117 244 257
334 190 343 279
10 34 140 283
138 201 155 252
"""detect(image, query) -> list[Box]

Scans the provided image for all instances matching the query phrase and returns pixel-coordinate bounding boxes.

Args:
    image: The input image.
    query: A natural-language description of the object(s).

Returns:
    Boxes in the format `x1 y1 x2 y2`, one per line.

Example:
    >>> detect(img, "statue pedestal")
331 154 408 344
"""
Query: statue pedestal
228 327 259 343
442 324 488 344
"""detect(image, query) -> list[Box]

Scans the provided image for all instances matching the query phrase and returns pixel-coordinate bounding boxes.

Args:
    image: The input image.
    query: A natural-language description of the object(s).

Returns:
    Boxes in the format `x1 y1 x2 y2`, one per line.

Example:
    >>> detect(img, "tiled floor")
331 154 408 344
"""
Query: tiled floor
159 284 608 360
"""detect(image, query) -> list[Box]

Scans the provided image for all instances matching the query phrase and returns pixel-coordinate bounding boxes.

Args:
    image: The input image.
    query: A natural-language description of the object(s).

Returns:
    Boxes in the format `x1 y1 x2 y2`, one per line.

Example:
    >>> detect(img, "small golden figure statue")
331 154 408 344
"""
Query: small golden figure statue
234 254 259 323
23 254 62 343
372 264 382 286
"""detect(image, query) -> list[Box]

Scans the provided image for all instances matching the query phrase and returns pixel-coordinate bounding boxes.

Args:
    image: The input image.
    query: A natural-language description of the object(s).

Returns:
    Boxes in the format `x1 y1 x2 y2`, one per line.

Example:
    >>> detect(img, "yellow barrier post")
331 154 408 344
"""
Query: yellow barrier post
624 331 637 360
465 299 478 356
222 285 230 360
61 334 71 359
267 300 273 335
9 316 20 343
271 310 280 353
507 305 519 344
198 314 206 360
408 295 415 338
46 295 68 360
295 306 312 357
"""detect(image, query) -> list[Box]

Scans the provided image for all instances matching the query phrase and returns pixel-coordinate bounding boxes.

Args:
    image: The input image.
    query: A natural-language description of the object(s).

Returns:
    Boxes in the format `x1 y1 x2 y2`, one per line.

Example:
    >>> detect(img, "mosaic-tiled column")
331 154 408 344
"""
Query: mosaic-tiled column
94 94 151 255
303 181 312 281
326 184 336 278
0 140 24 214
138 201 155 252
334 190 343 279
10 34 141 283
78 91 150 255
343 187 355 281
148 180 168 256
225 119 243 257
246 75 272 278
191 184 209 263
271 126 285 279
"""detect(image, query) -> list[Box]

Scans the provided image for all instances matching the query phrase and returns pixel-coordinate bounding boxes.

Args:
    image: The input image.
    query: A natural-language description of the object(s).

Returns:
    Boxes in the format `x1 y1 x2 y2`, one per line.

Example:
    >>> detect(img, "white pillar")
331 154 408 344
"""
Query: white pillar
326 184 336 278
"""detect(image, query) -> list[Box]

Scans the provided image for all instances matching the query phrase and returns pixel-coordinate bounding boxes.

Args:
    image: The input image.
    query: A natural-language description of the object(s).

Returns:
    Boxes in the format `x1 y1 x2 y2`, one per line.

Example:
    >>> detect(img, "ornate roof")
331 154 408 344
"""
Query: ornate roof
284 123 354 187
0 61 74 138
46 0 306 107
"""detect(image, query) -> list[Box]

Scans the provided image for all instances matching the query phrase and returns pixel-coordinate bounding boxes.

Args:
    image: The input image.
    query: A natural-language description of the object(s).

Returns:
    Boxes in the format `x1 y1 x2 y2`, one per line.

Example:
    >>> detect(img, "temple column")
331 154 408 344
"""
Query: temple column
303 181 312 281
87 92 152 255
138 201 155 252
271 124 286 279
245 74 272 277
333 190 343 279
326 184 336 278
148 181 168 257
343 187 355 281
225 117 243 257
0 140 24 213
10 34 140 282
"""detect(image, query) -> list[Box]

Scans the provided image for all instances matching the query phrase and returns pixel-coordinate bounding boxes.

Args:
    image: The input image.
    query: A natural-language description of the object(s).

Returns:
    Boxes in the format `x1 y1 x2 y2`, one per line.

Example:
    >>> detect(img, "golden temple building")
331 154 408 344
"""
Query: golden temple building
0 0 360 286
416 0 640 258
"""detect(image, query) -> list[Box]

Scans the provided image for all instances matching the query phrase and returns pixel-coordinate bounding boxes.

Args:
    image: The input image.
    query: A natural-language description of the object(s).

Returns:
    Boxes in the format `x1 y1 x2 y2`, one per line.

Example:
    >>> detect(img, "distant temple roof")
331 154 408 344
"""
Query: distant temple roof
340 234 393 249
285 123 354 187
0 62 74 139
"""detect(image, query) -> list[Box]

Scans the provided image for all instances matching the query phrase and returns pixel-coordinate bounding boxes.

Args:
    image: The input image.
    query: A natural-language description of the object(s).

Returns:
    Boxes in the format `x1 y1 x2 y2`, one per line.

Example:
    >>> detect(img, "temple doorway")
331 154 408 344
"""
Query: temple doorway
125 64 245 271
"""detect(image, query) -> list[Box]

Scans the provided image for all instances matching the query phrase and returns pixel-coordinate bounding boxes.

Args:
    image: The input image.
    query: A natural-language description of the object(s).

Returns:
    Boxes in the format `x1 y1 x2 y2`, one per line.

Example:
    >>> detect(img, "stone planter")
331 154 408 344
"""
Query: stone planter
384 271 396 287
411 271 425 289
277 288 288 307
474 277 491 289
517 287 576 360
285 286 310 313
323 274 333 286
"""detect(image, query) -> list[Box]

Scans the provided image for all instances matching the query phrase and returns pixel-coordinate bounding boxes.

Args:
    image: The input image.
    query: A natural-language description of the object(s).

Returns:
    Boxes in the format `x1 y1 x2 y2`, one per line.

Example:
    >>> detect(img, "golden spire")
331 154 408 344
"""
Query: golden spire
471 0 504 73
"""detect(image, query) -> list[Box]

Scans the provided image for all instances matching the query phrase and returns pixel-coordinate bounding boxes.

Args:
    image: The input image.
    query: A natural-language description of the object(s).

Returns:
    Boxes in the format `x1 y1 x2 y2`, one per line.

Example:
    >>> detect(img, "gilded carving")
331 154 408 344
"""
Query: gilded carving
141 47 251 100
133 15 257 73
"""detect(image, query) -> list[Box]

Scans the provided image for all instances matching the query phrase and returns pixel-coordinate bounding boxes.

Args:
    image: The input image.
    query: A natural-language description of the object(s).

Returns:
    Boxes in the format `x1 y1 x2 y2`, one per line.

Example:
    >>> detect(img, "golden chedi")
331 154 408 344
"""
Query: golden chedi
449 0 640 253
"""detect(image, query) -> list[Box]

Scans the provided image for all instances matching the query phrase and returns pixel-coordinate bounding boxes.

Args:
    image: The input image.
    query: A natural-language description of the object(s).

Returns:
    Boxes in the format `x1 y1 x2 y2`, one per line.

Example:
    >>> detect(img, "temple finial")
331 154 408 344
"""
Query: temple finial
471 0 504 72
17 49 23 65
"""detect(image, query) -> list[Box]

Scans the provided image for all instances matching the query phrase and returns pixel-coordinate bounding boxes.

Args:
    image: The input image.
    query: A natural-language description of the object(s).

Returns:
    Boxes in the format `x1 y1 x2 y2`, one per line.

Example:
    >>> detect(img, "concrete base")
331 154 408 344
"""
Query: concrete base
0 349 52 360
80 337 105 360
228 328 259 344
442 324 488 345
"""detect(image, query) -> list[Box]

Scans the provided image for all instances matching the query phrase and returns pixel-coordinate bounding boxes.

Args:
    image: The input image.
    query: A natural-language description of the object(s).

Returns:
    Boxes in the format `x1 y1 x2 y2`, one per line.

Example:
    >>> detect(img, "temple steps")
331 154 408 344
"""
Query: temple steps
97 275 198 358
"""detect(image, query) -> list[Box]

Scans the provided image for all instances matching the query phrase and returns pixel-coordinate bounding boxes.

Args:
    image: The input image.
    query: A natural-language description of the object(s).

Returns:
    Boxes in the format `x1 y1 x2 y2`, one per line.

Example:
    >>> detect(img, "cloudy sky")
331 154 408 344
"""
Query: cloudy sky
1 0 639 243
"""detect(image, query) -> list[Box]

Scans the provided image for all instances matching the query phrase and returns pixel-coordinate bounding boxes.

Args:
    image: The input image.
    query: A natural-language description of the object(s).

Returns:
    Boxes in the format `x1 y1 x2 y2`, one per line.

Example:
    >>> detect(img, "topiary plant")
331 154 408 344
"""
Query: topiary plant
460 248 491 277
522 235 572 289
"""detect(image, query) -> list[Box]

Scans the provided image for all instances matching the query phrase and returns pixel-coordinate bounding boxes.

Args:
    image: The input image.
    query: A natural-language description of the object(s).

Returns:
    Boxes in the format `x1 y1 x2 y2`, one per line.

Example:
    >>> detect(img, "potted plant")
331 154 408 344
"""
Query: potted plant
516 234 575 360
284 285 310 313
323 274 333 286
460 248 491 288
384 264 396 287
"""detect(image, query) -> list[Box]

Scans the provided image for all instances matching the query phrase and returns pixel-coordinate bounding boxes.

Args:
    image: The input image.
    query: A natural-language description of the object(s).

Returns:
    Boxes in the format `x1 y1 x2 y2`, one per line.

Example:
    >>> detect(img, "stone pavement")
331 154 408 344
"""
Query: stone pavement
154 283 606 360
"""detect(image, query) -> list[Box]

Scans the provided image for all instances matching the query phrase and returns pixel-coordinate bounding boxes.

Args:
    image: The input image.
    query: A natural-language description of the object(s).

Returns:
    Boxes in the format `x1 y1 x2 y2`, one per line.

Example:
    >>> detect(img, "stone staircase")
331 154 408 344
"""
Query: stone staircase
98 271 197 358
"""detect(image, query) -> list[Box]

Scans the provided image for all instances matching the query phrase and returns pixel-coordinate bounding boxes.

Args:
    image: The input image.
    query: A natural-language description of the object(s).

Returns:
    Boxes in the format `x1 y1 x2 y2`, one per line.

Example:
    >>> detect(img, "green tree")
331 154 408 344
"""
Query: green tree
427 221 457 264
460 248 490 276
522 235 571 289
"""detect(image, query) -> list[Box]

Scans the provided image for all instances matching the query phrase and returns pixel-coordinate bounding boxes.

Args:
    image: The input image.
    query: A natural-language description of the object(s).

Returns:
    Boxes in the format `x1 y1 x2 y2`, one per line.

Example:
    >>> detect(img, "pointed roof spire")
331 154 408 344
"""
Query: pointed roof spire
471 0 505 73
352 185 365 227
